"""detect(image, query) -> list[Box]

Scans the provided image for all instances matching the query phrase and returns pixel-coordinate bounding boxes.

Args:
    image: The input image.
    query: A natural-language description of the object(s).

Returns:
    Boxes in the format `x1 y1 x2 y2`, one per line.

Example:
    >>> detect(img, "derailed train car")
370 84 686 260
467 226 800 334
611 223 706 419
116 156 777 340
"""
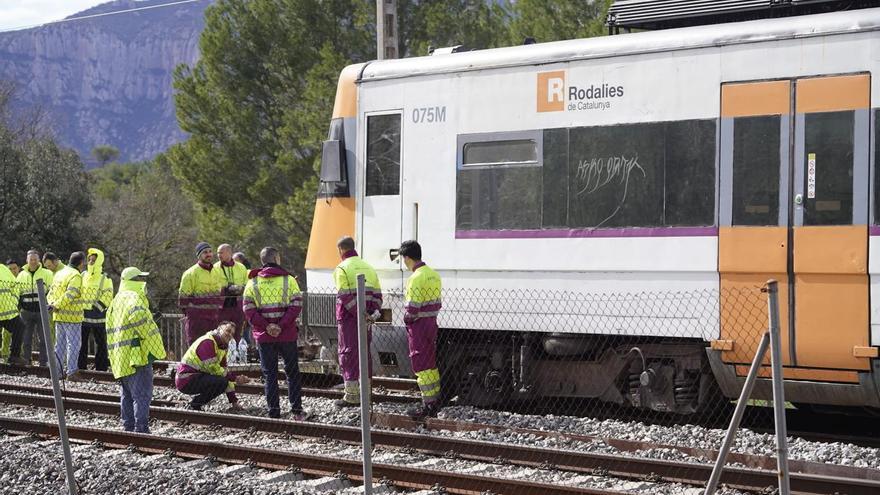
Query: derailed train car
303 8 880 415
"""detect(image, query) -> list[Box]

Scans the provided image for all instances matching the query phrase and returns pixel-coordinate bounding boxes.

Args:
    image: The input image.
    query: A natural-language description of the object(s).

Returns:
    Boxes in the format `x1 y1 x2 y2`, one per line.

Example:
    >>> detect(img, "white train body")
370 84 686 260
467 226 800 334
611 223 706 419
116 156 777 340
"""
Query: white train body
304 9 880 413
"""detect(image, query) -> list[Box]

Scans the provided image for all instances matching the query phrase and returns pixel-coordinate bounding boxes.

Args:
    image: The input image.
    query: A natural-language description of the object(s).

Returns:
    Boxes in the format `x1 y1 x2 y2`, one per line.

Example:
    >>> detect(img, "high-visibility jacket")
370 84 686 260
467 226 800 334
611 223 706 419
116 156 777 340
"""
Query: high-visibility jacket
404 262 442 323
106 280 166 379
16 265 53 313
47 263 83 324
215 260 248 288
242 266 302 343
178 263 224 318
333 252 382 320
82 248 114 325
179 333 235 395
0 264 19 322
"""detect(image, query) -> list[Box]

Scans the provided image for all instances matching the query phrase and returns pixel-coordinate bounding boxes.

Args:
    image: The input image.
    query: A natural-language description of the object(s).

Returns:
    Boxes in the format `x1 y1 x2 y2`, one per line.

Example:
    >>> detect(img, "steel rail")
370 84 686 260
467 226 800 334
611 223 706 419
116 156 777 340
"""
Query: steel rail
0 416 626 495
1 390 878 494
35 354 420 392
0 381 177 407
0 364 417 403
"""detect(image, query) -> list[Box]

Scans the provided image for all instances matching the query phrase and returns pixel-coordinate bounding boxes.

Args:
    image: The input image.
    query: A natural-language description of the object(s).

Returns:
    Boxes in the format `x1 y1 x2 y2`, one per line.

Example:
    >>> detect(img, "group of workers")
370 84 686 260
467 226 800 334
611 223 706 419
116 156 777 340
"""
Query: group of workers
0 234 443 433
0 249 115 378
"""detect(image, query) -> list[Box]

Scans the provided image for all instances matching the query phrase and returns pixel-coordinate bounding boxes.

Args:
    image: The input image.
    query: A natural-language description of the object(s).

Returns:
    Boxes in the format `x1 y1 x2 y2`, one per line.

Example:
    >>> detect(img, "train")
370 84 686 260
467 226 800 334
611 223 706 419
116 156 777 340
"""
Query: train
301 7 880 415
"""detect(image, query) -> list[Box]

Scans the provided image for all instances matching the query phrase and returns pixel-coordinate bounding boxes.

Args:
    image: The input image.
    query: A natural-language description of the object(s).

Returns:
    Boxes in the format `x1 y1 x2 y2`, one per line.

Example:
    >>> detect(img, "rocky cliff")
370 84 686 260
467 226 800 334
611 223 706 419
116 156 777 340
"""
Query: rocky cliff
0 0 209 165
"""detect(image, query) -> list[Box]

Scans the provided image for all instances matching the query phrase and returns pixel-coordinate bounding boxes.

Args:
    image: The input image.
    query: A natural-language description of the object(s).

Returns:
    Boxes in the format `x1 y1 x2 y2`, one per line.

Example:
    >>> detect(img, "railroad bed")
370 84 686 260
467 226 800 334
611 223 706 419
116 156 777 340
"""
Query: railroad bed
2 371 880 493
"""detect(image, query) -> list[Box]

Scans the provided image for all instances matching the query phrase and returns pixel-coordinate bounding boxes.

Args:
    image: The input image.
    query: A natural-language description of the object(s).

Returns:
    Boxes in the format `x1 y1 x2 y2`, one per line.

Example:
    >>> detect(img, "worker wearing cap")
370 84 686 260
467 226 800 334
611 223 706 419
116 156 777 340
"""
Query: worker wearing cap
399 240 443 420
106 267 166 433
332 236 382 407
178 242 225 345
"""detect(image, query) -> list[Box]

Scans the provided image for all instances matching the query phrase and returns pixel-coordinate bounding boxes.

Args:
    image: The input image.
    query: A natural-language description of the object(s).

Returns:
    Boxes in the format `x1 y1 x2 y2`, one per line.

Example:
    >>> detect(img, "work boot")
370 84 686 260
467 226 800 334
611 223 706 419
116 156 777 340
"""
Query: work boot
334 398 359 408
290 409 312 421
406 401 439 421
66 371 84 382
8 356 28 367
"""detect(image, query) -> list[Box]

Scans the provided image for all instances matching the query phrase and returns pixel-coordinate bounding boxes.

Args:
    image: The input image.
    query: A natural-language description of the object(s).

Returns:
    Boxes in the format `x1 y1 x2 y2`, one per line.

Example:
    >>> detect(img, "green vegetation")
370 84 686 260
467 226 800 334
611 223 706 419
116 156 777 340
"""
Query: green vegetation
0 82 91 262
168 0 613 279
3 1 613 298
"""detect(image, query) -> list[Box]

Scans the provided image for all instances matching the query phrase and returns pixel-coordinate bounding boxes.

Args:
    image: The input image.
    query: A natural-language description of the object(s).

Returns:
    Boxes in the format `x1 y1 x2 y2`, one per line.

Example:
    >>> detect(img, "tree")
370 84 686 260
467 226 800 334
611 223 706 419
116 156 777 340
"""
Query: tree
397 0 512 57
0 82 91 262
508 0 613 44
169 0 374 273
91 145 120 167
83 155 198 311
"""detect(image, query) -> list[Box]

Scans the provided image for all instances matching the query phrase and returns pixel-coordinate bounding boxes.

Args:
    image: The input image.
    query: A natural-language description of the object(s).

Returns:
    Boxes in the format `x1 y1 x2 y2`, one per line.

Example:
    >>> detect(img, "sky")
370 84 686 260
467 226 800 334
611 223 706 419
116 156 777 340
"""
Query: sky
0 1 109 32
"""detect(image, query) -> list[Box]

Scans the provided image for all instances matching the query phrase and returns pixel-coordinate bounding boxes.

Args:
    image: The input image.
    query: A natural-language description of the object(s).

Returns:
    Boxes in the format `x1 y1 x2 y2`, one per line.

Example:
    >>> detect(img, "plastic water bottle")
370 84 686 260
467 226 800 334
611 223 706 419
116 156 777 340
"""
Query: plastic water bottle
237 339 249 364
227 340 239 364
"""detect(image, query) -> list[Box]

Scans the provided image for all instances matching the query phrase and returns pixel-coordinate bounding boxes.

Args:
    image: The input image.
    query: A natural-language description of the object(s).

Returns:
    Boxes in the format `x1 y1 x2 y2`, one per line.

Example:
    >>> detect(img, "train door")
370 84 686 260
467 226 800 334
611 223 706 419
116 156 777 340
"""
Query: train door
719 74 872 379
359 110 404 292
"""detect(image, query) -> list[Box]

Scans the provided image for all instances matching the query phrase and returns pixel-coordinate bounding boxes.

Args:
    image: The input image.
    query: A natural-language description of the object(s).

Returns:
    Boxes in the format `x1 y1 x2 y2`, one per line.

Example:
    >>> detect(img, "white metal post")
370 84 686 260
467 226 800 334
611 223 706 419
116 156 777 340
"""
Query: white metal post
703 331 770 495
37 279 78 495
356 274 372 494
766 280 791 495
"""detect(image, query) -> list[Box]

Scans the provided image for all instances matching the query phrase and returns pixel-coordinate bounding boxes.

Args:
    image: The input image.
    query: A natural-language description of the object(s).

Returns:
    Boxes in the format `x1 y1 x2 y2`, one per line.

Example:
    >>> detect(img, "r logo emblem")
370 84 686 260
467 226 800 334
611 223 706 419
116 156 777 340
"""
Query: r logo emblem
537 71 566 112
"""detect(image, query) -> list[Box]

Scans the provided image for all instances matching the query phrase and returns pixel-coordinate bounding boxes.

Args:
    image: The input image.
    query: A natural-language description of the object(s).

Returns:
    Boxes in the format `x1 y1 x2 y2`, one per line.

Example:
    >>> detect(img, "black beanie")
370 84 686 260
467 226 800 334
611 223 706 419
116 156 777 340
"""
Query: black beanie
195 241 211 257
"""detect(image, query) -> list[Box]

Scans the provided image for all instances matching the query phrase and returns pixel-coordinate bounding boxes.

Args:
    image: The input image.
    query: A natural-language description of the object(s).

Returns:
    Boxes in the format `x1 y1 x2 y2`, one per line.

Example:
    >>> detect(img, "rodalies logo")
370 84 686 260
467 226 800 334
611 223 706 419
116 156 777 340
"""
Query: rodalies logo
536 70 624 113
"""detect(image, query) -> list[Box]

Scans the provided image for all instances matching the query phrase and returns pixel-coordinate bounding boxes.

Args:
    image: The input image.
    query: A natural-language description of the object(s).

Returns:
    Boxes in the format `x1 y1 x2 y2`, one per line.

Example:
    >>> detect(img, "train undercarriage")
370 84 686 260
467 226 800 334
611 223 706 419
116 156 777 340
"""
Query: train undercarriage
437 329 720 415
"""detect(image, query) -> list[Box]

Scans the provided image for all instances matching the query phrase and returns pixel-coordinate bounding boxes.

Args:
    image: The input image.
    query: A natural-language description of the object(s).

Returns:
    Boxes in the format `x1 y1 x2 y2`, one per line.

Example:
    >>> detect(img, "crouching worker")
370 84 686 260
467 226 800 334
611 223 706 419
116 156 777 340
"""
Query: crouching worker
106 267 166 433
175 321 249 411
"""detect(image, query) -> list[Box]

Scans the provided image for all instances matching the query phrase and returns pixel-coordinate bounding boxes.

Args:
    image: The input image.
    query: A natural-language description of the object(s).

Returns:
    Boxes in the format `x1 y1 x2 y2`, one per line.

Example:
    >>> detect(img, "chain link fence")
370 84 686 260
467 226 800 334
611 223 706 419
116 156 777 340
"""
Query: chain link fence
0 275 815 493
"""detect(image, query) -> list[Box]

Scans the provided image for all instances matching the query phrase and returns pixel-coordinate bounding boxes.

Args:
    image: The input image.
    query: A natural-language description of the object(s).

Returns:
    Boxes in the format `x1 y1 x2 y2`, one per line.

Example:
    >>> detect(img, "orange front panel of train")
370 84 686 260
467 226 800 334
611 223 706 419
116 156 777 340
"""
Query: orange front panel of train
719 227 790 365
793 226 869 371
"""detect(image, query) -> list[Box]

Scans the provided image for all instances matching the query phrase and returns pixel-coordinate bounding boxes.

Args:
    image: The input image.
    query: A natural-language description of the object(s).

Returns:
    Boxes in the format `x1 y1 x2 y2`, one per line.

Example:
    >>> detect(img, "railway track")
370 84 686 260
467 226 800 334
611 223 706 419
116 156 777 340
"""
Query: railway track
0 416 622 495
0 363 418 404
39 353 420 393
1 384 879 494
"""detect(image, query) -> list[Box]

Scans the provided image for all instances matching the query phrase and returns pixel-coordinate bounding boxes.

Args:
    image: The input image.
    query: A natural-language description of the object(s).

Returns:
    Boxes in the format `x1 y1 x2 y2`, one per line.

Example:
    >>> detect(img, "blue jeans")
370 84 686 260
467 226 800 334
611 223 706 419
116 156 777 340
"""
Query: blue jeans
258 341 302 417
121 366 153 433
54 322 81 376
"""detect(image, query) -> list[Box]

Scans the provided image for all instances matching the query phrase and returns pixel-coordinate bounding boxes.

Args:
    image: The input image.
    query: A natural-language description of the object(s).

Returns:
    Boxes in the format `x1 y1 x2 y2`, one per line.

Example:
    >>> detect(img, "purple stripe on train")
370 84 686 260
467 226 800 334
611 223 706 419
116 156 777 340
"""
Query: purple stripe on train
870 226 880 236
455 226 718 239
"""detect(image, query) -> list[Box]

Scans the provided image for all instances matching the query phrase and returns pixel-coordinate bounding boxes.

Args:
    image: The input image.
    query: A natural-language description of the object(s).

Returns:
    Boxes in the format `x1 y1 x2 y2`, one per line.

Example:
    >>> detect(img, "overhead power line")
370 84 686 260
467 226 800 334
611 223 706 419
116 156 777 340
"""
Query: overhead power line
0 0 209 33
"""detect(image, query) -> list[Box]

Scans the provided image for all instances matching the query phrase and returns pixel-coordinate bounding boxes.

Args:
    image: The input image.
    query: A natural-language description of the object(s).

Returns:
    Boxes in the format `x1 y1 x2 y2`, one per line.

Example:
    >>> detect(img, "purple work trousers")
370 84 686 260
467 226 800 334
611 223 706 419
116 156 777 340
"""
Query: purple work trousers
406 317 438 373
336 314 372 382
183 315 217 346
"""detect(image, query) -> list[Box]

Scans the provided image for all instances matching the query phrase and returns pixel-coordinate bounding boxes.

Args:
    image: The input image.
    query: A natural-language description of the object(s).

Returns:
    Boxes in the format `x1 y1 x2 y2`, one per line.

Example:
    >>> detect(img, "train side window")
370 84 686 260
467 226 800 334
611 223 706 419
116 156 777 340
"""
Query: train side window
462 139 538 167
803 110 854 226
731 116 780 226
456 132 543 230
542 128 569 228
365 113 401 196
664 119 716 226
567 122 665 228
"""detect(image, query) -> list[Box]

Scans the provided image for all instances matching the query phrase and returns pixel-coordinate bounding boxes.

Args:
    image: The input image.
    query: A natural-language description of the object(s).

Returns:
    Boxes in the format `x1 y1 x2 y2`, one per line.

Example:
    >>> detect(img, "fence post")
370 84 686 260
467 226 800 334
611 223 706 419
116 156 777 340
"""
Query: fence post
36 279 78 495
356 274 373 494
766 280 791 495
703 330 769 495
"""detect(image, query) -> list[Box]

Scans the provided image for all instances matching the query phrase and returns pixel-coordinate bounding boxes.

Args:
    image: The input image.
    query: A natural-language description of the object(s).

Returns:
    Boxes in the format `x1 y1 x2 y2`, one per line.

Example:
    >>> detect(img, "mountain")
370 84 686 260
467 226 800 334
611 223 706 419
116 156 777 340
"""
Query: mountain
0 0 210 166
